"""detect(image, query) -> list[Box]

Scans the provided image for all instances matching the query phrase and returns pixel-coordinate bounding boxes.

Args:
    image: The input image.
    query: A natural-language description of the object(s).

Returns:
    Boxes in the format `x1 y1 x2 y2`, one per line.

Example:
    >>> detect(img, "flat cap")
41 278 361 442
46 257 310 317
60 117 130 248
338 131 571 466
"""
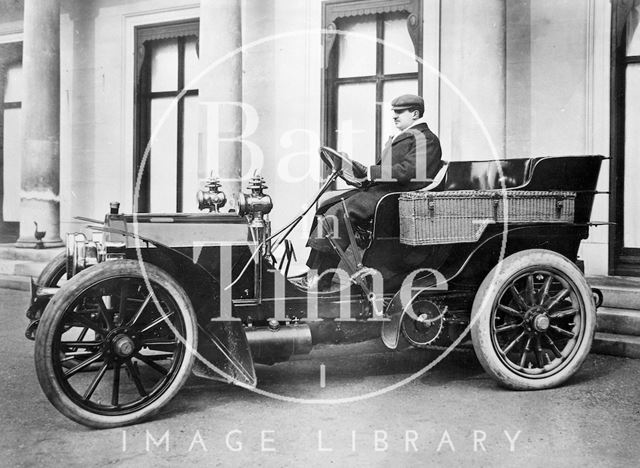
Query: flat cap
391 94 424 114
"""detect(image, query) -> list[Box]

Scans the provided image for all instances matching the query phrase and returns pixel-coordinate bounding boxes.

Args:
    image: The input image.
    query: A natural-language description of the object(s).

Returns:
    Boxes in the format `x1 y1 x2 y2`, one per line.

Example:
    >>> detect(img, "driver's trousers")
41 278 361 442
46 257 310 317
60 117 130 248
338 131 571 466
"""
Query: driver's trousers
305 181 428 270
305 198 353 281
307 200 352 255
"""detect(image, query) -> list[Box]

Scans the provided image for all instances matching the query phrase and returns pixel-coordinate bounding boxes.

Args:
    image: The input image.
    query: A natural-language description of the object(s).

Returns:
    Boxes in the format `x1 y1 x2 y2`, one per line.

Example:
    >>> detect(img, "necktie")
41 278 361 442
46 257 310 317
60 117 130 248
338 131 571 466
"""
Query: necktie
376 136 393 165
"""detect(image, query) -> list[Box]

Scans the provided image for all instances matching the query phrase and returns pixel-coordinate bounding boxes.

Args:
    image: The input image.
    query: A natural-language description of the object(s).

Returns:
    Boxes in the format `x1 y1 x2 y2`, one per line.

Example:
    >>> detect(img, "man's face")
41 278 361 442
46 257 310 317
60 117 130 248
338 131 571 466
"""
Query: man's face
392 108 417 131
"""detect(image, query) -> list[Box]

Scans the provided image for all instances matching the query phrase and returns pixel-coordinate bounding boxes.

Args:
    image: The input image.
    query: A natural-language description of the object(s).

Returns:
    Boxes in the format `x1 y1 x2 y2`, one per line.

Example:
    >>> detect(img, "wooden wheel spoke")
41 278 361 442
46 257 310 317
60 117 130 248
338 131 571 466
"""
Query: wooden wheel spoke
549 325 575 338
134 353 169 376
537 275 553 305
118 282 129 320
519 335 533 367
548 307 578 319
138 353 174 360
140 311 175 334
61 341 103 348
125 361 148 397
534 335 544 368
142 338 178 347
526 275 536 306
64 351 104 378
502 331 526 354
70 314 107 336
496 322 523 333
97 297 115 330
498 304 524 318
111 362 121 407
543 288 570 310
509 286 529 310
61 352 93 361
128 294 152 327
543 334 564 359
83 362 109 401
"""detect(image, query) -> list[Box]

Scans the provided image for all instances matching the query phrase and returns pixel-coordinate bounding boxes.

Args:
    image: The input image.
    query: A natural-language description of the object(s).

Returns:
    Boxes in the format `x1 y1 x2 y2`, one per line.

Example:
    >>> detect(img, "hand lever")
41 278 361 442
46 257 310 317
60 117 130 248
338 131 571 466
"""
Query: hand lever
340 198 363 269
319 213 381 317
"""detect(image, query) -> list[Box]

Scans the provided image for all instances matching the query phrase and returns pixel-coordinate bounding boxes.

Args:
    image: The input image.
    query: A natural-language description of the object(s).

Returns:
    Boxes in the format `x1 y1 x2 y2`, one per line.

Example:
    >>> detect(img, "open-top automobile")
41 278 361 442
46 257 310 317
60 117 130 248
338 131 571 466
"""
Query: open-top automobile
26 147 604 428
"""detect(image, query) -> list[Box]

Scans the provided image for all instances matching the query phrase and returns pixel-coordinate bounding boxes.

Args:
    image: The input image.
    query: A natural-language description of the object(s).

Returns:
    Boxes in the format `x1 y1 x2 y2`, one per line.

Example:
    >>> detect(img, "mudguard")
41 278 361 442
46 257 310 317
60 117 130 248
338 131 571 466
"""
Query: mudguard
192 320 257 388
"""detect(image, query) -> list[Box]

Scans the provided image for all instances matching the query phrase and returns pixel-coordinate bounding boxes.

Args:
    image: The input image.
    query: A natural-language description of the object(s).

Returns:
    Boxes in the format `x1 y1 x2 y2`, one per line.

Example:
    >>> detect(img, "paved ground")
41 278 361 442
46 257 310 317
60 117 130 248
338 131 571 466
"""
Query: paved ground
1 288 639 467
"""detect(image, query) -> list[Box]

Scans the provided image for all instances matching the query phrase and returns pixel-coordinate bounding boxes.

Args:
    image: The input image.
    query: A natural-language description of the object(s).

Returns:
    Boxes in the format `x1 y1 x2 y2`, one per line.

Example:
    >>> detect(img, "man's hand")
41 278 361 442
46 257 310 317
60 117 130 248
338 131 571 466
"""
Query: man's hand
352 160 368 179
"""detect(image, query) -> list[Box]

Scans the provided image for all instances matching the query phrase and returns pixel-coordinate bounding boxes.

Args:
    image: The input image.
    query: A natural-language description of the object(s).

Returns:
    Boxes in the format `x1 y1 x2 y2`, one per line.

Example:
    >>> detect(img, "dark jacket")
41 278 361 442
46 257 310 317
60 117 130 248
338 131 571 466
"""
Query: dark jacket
348 121 443 225
369 122 442 187
308 122 442 252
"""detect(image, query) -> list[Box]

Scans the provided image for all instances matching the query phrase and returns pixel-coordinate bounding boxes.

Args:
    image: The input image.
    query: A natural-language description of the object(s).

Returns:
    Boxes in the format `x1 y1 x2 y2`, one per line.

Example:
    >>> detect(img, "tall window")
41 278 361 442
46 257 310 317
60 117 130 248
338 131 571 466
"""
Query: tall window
322 0 422 177
135 20 199 213
622 2 640 249
612 0 640 274
0 42 22 242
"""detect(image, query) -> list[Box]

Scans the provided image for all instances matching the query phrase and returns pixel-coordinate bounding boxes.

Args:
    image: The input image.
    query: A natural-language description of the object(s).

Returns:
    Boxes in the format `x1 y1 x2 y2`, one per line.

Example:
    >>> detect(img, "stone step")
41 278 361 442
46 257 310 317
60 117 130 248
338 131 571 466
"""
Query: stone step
0 244 64 263
588 275 640 310
588 275 640 288
595 286 640 310
596 307 640 337
592 332 640 359
0 274 31 291
0 259 47 278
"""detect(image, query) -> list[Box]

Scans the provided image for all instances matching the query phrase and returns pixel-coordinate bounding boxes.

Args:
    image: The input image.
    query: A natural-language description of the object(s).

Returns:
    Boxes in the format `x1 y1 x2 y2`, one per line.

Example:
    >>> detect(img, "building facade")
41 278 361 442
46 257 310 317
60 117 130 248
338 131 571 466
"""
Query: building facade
0 0 637 277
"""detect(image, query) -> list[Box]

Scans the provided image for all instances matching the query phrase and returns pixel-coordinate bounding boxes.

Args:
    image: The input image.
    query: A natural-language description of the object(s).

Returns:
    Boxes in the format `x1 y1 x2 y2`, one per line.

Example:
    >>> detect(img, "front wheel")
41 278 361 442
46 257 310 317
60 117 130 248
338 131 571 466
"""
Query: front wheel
37 251 68 287
470 249 595 390
35 260 197 428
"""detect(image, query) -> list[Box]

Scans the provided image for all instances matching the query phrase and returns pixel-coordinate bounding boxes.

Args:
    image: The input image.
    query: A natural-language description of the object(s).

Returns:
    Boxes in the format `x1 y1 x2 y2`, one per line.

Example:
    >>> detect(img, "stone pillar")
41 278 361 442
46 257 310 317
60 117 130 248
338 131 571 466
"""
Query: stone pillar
16 0 63 248
199 0 243 207
439 0 506 161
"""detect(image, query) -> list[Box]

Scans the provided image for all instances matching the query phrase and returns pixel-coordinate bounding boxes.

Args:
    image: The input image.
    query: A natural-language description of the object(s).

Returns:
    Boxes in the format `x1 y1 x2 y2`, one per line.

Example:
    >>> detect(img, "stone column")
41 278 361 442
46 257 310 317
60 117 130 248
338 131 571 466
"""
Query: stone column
439 0 506 160
16 0 63 248
199 0 243 207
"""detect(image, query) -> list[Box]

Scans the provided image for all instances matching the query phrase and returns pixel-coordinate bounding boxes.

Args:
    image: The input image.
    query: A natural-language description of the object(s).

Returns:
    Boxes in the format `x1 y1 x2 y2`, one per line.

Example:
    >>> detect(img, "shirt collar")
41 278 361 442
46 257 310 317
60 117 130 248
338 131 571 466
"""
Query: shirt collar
392 117 427 141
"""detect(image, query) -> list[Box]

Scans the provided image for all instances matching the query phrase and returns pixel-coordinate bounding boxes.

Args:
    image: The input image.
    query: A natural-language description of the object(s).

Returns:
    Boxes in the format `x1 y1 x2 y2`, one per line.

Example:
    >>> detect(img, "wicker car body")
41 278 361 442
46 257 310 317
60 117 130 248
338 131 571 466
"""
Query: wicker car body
365 155 603 292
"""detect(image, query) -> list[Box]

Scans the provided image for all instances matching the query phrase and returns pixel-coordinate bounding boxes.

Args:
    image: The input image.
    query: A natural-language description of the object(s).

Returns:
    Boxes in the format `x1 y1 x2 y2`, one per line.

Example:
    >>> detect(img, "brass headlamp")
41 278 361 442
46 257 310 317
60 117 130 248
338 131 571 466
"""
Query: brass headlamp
237 175 273 227
197 175 227 213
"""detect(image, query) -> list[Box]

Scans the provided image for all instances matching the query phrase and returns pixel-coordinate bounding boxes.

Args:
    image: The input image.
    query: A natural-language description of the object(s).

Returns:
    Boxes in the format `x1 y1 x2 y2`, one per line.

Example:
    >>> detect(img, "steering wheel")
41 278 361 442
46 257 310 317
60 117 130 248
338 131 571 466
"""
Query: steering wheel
319 146 368 188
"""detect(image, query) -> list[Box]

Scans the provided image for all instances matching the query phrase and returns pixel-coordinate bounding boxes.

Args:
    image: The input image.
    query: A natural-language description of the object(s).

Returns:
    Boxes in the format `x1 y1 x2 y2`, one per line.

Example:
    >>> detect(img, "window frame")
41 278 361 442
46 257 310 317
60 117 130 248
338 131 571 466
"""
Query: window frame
133 19 199 213
610 0 640 275
321 0 423 178
0 42 23 241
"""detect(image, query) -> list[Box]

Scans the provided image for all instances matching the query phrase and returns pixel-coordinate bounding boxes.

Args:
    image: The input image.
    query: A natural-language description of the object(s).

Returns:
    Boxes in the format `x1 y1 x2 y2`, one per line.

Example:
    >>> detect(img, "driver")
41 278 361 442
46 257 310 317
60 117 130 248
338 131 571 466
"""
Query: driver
304 94 443 289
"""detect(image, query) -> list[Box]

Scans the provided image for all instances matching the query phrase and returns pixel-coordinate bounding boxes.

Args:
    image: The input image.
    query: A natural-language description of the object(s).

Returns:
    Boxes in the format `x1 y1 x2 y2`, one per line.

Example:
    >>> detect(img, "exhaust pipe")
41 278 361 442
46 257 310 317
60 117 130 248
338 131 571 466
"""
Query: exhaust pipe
245 322 312 365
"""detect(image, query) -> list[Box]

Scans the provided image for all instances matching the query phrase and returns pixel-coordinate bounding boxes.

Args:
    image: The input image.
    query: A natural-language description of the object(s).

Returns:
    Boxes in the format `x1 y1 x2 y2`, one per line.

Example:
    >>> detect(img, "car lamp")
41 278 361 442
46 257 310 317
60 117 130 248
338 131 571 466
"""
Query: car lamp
197 175 227 213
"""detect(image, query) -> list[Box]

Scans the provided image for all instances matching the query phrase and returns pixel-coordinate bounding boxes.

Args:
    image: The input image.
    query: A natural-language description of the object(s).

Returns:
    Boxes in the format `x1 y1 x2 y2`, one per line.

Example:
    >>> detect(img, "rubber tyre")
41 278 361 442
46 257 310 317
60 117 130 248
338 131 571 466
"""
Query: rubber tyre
37 251 67 287
470 249 595 390
35 260 197 428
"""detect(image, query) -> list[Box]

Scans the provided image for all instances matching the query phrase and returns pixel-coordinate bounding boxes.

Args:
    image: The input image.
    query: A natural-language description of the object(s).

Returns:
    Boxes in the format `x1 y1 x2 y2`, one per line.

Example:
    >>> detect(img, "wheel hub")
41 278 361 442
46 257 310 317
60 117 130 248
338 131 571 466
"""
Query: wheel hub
112 334 136 358
524 306 550 333
532 314 550 332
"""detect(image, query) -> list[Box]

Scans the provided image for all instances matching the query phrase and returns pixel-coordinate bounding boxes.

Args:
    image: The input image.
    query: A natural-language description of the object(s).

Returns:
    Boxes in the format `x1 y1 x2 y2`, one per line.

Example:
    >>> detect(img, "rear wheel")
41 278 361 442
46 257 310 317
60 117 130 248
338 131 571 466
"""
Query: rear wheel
470 249 595 390
35 260 197 428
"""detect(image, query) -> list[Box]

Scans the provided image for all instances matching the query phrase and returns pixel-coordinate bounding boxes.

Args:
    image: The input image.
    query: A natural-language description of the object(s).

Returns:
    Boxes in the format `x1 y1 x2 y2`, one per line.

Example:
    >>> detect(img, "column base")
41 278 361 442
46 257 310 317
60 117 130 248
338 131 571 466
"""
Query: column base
15 237 64 249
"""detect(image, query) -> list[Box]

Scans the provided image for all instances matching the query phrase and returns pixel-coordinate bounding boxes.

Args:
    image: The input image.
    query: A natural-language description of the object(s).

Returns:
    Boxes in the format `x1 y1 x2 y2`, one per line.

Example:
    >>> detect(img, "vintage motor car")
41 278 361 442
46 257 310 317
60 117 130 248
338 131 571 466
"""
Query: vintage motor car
26 147 604 428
